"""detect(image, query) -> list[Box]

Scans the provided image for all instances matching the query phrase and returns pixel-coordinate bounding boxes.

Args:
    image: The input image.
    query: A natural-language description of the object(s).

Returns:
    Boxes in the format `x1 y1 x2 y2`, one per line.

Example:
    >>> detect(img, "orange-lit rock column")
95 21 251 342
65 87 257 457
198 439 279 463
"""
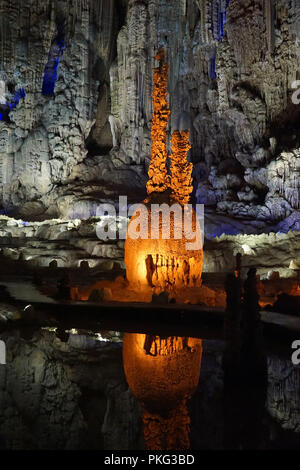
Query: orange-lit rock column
146 48 170 196
170 130 193 206
124 48 203 294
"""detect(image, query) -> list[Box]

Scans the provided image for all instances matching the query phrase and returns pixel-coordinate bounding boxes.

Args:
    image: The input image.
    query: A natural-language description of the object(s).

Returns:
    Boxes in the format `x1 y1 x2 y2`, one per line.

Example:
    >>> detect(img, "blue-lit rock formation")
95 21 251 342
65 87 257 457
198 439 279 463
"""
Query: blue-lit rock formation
42 36 65 96
0 108 8 122
209 55 217 79
210 0 230 42
8 88 26 110
207 0 230 79
0 88 26 122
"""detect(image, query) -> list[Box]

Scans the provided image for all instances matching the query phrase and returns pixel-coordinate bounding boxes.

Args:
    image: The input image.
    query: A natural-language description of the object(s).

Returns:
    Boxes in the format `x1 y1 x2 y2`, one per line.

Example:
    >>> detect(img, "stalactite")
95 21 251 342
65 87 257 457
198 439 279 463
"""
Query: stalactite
265 0 274 54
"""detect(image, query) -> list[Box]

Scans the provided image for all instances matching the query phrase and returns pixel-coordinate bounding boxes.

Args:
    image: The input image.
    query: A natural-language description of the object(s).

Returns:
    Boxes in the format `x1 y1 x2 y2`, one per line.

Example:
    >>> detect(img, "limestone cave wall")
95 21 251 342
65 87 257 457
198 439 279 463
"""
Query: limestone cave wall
0 0 299 229
0 0 124 217
111 0 300 229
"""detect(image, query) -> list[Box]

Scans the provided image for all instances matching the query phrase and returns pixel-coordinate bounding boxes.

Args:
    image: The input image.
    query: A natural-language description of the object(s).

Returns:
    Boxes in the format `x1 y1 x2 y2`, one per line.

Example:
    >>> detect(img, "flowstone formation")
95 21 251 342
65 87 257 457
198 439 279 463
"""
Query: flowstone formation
123 333 203 450
124 48 203 294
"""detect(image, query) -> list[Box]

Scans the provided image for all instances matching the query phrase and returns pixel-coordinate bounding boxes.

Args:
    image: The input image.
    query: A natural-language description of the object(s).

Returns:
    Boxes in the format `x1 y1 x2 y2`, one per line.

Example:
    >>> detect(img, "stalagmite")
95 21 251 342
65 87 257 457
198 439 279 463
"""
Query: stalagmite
146 48 170 196
170 130 193 206
124 48 203 294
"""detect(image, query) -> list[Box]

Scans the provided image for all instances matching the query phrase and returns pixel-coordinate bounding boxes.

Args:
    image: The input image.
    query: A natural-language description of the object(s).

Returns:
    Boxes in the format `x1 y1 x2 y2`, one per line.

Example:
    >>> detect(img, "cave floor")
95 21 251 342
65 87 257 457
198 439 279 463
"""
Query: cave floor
0 276 299 347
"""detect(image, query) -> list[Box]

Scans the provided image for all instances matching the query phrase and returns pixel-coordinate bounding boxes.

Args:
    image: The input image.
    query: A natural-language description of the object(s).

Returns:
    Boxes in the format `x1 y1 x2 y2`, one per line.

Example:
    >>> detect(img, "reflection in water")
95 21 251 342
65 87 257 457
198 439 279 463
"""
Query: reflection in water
224 381 267 450
122 334 202 450
0 328 299 449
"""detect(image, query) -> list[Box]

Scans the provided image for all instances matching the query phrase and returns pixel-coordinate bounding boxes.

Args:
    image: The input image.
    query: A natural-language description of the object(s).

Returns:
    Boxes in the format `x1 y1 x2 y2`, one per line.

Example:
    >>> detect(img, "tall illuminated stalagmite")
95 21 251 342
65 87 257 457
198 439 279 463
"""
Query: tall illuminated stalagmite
146 48 170 196
170 130 193 206
123 333 203 450
124 48 203 294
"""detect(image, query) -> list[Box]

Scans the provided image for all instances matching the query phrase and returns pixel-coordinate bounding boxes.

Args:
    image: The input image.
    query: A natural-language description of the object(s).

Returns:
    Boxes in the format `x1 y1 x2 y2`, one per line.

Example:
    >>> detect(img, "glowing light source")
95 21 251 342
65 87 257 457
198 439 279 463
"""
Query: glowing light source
124 205 203 291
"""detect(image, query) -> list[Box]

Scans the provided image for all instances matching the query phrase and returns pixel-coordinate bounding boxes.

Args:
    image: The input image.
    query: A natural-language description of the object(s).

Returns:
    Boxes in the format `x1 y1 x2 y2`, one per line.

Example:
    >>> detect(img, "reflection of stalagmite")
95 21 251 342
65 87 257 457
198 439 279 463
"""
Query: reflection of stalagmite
223 265 267 383
242 267 267 379
123 333 202 450
223 272 242 377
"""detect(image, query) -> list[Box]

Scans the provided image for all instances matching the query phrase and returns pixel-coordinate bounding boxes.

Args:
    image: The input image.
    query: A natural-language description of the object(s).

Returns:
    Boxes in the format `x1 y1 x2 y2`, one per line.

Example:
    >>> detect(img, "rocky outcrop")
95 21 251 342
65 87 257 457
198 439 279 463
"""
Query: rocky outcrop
0 215 127 270
203 230 300 279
